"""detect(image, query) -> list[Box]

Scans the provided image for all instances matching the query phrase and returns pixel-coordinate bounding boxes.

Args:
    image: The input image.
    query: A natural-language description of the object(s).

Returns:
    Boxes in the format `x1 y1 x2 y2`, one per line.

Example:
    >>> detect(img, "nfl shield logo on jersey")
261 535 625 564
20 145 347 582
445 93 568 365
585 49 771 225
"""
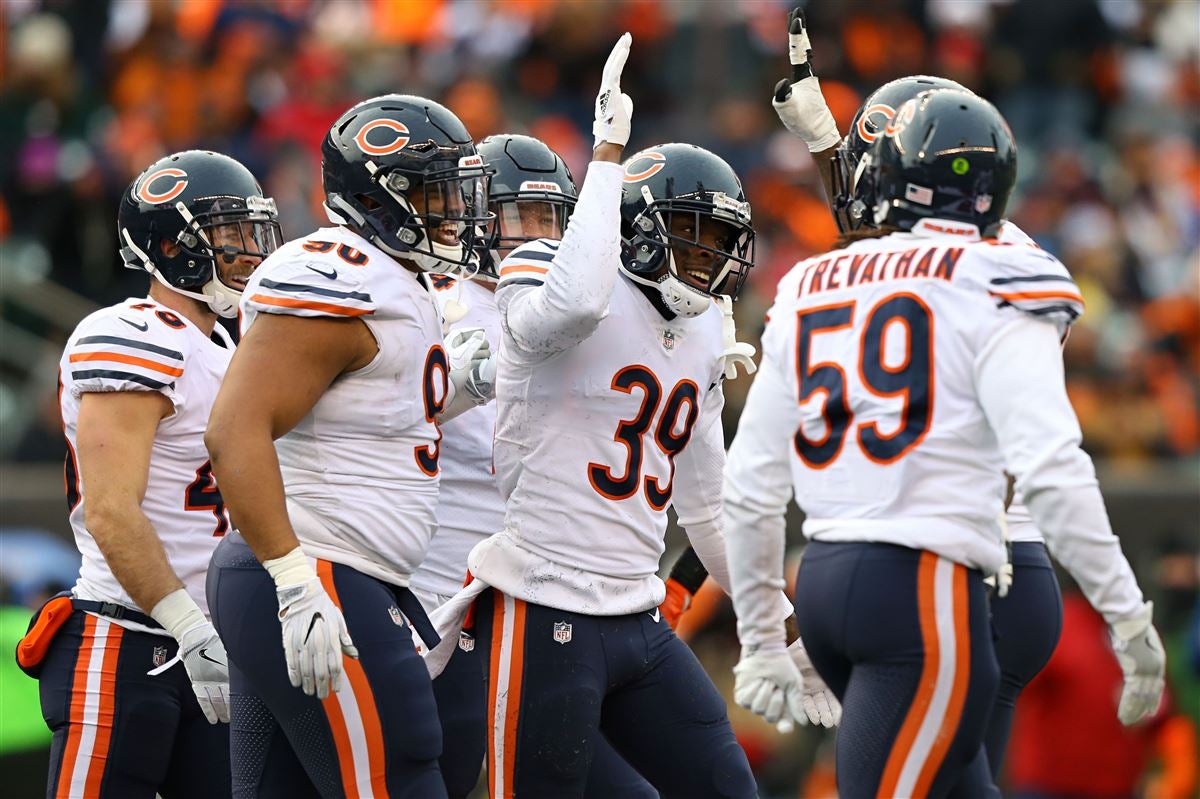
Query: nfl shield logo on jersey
387 605 405 626
553 621 573 645
458 632 475 653
661 330 676 351
152 645 169 668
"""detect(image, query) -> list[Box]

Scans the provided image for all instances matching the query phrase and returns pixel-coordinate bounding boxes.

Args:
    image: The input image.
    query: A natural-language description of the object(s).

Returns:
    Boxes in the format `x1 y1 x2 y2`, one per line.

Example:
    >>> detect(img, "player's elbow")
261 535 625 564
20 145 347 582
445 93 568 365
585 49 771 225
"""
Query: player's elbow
204 411 238 472
83 498 132 542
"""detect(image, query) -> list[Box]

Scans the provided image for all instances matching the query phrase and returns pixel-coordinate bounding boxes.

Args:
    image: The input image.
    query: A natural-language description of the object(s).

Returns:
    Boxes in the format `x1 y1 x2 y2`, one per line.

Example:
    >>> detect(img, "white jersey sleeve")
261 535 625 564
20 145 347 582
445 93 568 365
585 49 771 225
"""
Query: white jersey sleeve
65 306 190 410
241 238 377 325
723 288 807 649
975 313 1145 625
959 238 1084 340
496 161 624 360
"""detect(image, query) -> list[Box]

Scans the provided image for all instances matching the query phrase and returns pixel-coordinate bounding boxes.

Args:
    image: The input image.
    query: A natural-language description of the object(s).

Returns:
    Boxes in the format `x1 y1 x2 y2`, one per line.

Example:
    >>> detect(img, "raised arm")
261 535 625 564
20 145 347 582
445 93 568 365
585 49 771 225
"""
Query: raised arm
497 34 633 359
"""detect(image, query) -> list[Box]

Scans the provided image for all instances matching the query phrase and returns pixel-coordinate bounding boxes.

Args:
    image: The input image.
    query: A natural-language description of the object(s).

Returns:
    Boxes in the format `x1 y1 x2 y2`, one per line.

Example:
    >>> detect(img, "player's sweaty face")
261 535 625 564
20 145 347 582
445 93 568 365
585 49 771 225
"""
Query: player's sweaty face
668 214 736 292
207 222 265 291
409 182 466 247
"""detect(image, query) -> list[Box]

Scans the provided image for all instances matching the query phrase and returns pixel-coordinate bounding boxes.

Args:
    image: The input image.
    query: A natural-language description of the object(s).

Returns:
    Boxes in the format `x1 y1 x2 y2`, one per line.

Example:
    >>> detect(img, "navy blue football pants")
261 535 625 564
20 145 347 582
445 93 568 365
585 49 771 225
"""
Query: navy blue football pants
37 610 230 798
795 541 1001 799
207 533 445 798
473 587 755 798
427 600 656 798
985 542 1062 777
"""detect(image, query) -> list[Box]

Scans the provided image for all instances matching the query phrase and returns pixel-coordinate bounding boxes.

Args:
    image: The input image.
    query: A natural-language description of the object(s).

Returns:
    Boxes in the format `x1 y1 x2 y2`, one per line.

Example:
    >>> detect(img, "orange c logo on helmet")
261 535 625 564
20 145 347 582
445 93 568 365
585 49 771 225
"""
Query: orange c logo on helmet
136 168 189 204
884 100 917 138
856 104 896 144
354 119 410 156
623 152 667 183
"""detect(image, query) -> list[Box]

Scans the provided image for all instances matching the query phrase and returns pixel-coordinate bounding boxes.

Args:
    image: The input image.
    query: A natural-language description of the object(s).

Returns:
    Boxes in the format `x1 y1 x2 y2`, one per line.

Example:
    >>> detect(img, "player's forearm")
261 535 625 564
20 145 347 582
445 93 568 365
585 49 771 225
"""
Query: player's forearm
504 161 624 352
724 496 790 649
812 145 837 208
85 503 183 613
1026 477 1145 625
207 424 299 563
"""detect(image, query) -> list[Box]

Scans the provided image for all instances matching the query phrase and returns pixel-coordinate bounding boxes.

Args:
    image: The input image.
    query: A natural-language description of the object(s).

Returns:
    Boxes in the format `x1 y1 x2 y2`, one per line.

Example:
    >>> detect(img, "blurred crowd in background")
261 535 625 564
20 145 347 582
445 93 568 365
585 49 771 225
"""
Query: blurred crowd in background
1 1 1198 796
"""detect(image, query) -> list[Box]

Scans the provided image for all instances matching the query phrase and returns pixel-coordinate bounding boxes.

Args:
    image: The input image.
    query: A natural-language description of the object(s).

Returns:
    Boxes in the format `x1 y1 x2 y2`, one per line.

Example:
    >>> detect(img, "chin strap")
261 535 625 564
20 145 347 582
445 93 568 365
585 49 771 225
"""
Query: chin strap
718 295 757 380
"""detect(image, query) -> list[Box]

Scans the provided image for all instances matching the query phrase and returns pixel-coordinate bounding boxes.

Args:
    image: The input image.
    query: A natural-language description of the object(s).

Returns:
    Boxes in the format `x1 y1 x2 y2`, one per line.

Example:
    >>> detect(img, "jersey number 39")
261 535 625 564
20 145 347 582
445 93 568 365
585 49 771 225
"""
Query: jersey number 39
794 292 933 468
588 365 699 510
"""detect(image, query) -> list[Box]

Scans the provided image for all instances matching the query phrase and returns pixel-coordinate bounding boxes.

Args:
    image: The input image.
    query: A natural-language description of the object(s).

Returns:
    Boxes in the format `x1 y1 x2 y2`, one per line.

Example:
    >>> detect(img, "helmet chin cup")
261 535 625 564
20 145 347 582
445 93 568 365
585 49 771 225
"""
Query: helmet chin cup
203 275 242 319
658 273 711 318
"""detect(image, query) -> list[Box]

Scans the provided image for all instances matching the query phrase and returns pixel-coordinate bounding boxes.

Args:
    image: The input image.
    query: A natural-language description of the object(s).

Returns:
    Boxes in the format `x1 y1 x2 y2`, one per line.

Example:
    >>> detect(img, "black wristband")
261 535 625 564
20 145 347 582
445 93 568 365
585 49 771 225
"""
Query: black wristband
667 546 709 594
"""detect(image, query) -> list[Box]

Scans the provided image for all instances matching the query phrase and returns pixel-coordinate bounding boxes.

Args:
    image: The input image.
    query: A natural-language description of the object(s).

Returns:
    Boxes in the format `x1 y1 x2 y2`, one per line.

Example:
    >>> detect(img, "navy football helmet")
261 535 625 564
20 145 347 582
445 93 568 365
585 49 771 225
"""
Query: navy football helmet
475 134 577 280
321 94 493 273
862 88 1018 235
118 150 281 318
619 143 754 317
831 75 968 233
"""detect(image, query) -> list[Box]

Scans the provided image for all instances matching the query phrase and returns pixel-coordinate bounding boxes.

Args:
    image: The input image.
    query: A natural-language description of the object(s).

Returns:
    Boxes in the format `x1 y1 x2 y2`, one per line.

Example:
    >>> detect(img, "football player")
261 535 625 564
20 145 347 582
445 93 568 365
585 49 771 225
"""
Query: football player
410 132 581 798
769 8 1166 779
18 150 281 798
204 95 494 797
420 34 832 798
726 87 1165 797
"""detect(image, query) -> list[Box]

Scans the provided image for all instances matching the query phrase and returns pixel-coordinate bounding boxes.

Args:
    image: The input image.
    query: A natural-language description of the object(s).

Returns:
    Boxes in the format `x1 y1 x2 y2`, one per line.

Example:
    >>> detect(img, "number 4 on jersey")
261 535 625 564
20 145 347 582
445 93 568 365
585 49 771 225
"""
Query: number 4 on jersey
795 292 934 468
185 460 230 536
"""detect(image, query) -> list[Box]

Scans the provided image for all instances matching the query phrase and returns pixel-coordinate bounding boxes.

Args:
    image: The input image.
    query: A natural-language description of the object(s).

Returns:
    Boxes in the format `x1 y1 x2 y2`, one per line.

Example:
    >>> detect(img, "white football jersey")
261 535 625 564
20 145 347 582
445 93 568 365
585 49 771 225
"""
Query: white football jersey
470 236 727 615
61 297 234 630
241 226 446 587
410 276 505 601
731 218 1086 573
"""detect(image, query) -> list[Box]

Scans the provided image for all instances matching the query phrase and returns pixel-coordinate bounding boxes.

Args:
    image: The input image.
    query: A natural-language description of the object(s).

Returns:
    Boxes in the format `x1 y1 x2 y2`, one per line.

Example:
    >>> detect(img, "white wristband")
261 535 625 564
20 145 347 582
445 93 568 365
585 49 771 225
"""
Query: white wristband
263 546 317 589
149 588 207 642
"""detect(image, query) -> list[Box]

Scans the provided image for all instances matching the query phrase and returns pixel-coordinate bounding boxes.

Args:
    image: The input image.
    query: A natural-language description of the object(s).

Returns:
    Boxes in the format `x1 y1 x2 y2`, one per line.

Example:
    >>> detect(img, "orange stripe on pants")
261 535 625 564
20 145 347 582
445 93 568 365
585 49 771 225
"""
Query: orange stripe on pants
317 560 390 799
316 560 363 798
55 615 97 798
877 552 941 798
912 563 971 797
82 623 123 797
486 592 527 799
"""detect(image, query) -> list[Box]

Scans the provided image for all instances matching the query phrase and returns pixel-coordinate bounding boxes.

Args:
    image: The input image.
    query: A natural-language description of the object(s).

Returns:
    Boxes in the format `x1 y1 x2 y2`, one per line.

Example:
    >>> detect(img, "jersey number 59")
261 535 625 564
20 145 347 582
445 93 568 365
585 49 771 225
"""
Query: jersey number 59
794 292 933 468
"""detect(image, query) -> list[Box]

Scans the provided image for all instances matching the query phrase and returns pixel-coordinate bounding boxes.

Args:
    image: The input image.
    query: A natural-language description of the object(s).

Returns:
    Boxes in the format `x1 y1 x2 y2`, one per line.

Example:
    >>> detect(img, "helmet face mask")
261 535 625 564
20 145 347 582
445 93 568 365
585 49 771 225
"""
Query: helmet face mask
322 96 494 273
620 143 754 318
119 151 281 318
475 134 578 280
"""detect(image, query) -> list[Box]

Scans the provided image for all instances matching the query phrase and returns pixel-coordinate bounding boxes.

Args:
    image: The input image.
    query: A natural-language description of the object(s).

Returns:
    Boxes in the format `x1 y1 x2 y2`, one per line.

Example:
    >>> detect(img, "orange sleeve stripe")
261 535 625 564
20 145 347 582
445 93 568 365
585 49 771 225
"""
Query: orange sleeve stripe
499 264 550 277
69 351 185 377
249 294 372 316
989 289 1084 304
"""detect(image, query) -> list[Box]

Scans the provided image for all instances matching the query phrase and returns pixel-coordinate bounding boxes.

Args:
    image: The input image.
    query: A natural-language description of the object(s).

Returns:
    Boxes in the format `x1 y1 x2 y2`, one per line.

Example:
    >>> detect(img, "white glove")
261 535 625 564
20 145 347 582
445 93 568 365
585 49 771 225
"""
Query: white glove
718 295 757 380
593 33 634 149
147 588 230 724
1109 601 1166 725
984 512 1014 598
265 548 358 700
787 639 841 729
178 623 232 723
446 326 496 405
771 8 840 153
733 644 806 731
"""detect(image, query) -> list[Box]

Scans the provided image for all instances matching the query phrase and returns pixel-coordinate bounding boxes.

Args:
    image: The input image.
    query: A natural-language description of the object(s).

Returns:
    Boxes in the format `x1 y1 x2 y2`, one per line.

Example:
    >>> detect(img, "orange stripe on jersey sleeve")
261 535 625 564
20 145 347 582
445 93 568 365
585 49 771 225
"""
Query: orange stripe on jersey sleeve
249 294 373 317
69 351 185 377
987 289 1083 305
499 264 550 278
